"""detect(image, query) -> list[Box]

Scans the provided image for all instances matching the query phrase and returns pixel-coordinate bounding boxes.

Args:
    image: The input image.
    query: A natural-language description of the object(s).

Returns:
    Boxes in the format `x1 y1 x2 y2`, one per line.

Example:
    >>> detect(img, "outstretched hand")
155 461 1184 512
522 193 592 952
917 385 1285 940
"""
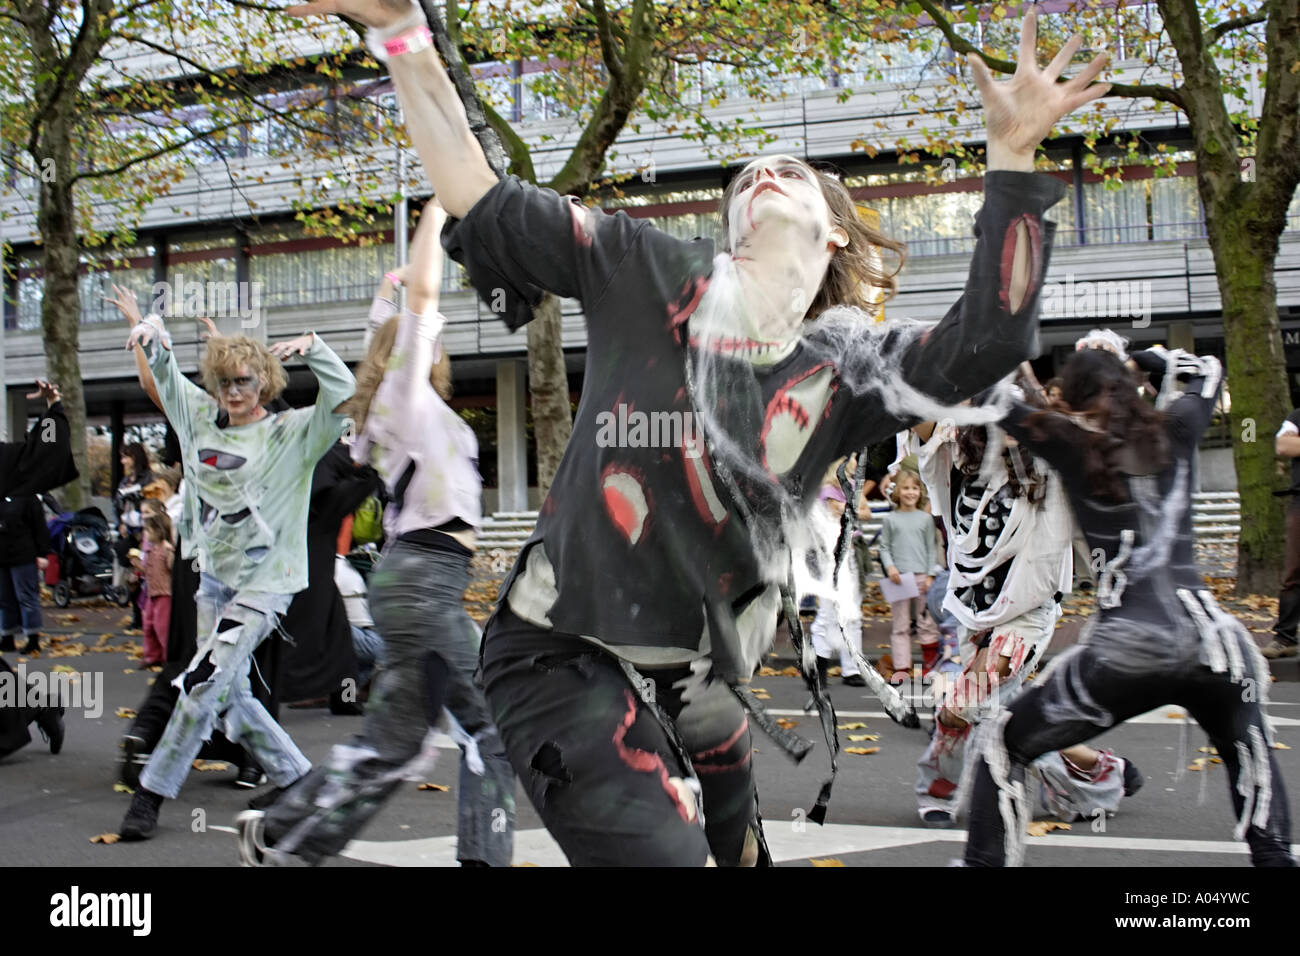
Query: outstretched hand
125 316 166 353
969 11 1111 168
270 334 316 360
104 283 145 326
284 0 417 29
26 379 60 407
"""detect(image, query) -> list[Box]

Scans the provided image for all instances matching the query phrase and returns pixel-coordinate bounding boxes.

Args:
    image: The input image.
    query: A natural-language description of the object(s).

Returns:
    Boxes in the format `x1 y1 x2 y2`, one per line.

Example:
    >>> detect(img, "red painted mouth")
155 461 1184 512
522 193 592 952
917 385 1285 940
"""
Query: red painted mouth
745 180 787 231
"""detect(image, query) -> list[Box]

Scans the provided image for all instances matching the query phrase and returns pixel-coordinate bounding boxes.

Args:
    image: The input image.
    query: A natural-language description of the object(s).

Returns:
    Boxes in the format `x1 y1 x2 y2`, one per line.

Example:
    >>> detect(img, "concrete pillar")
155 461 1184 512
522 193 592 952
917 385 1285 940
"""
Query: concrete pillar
1167 320 1195 352
6 388 25 442
110 400 125 496
496 359 529 514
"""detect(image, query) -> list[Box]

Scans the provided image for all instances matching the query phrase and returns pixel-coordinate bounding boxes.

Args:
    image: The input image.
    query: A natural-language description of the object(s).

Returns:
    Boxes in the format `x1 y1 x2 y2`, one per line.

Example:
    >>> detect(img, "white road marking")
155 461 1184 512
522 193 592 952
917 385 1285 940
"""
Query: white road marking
766 708 1300 727
338 824 1299 868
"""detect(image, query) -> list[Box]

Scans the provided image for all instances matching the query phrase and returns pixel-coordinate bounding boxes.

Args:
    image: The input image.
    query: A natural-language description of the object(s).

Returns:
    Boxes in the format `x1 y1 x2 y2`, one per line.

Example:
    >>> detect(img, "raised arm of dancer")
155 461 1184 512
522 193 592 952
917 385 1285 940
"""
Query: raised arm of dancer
270 333 357 458
125 311 214 433
1130 348 1224 452
285 0 496 218
390 203 449 400
105 284 163 412
892 13 1109 406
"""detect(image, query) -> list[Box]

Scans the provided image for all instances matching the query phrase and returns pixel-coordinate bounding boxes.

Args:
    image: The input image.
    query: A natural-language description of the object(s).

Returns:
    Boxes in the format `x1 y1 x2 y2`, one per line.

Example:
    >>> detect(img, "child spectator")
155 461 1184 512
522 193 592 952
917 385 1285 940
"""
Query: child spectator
141 511 174 667
879 470 942 683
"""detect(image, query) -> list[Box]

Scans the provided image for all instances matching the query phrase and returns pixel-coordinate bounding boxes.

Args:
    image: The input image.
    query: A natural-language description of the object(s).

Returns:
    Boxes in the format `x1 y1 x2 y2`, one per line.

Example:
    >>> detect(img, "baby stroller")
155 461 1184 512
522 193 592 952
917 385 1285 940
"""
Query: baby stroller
47 506 130 608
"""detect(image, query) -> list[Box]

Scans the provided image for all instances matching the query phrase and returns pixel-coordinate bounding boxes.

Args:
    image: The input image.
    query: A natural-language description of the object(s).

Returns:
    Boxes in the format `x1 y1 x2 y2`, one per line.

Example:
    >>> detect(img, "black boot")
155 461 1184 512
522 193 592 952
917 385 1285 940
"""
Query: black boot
21 632 40 654
36 706 65 754
120 734 149 789
0 632 15 653
119 788 164 841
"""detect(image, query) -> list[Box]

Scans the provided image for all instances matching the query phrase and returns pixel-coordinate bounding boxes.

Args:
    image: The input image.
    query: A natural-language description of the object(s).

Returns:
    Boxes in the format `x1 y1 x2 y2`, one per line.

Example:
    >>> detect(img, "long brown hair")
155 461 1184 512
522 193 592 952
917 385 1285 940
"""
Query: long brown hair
1024 349 1169 502
344 316 452 435
720 160 907 320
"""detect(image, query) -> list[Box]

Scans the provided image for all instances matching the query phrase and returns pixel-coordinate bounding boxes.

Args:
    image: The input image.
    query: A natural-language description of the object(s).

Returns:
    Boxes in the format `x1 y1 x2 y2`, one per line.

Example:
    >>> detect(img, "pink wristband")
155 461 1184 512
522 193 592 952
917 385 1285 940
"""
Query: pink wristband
384 271 403 286
384 25 433 58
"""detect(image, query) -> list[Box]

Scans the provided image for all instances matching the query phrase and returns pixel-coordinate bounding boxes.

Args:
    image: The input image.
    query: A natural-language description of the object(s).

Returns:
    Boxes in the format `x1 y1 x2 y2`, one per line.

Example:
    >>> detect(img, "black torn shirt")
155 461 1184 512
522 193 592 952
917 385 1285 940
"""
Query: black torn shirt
444 171 1066 681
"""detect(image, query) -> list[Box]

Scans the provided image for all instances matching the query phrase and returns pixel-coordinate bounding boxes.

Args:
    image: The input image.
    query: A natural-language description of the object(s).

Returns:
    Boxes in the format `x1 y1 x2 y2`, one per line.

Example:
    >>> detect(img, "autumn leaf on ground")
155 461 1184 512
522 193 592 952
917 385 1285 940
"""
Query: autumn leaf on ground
50 664 78 673
809 858 846 867
115 707 137 719
123 668 135 674
1197 746 1219 754
1188 757 1209 771
90 833 121 844
417 783 450 792
1026 821 1071 837
753 692 772 700
777 666 800 676
97 634 115 646
827 667 842 677
512 862 540 867
844 746 880 755
192 760 229 771
838 722 868 730
1209 757 1223 764
847 734 879 742
1167 712 1186 719
757 666 782 676
775 718 798 729
119 615 133 627
113 782 134 794
58 614 80 624
1275 742 1292 750
122 628 143 637
876 643 890 650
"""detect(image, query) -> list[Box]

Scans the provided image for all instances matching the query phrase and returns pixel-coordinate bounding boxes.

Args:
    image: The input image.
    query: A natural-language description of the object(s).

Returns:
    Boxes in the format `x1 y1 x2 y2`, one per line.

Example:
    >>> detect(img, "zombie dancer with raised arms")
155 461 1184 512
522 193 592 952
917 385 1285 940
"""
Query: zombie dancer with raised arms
115 306 355 841
237 200 516 867
288 0 1109 864
961 347 1293 867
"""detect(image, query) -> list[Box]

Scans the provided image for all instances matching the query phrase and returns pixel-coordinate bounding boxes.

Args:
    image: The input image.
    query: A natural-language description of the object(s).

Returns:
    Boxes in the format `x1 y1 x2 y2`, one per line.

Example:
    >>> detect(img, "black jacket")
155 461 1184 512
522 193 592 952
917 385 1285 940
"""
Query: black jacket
0 496 52 568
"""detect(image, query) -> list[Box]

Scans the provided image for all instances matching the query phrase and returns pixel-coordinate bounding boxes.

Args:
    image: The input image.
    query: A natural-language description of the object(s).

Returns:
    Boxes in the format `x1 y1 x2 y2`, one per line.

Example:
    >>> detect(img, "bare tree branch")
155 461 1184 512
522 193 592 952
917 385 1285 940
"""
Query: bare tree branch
591 0 624 82
1209 10 1269 44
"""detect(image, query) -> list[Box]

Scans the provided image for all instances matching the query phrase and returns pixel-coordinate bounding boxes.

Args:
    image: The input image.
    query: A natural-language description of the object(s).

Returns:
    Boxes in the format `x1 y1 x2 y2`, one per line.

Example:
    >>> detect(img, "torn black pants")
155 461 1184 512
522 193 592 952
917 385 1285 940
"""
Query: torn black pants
482 606 757 866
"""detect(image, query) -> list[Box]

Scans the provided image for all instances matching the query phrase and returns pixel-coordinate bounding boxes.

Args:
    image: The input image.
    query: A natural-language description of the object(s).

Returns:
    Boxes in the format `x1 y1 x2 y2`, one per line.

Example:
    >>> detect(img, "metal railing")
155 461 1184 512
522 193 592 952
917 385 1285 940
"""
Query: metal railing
475 492 1243 553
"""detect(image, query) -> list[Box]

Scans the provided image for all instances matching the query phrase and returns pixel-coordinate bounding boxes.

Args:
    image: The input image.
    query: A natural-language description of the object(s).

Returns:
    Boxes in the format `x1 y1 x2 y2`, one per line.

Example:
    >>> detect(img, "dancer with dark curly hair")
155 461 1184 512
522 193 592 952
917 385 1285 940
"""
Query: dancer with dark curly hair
963 347 1293 866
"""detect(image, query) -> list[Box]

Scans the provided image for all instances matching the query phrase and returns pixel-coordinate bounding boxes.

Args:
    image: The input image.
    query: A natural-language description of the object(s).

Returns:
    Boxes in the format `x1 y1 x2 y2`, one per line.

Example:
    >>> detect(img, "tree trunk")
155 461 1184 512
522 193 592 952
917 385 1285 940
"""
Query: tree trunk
1203 193 1291 596
37 148 90 509
526 293 573 496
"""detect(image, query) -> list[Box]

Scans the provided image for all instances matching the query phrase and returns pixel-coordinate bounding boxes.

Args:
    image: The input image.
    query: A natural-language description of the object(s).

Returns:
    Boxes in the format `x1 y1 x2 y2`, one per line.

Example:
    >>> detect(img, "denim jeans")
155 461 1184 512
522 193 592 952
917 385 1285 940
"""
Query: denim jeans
264 541 516 866
140 574 309 799
0 563 43 638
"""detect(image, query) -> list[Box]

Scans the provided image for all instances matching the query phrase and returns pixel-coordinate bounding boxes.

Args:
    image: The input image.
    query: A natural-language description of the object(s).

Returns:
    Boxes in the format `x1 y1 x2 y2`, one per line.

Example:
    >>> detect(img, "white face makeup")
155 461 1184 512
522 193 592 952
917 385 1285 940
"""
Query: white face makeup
218 363 261 422
727 155 836 257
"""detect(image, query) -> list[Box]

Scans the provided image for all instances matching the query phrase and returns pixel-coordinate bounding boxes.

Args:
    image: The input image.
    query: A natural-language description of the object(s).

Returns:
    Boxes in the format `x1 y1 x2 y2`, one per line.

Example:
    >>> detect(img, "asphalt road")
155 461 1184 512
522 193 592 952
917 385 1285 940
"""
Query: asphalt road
5 630 1300 869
